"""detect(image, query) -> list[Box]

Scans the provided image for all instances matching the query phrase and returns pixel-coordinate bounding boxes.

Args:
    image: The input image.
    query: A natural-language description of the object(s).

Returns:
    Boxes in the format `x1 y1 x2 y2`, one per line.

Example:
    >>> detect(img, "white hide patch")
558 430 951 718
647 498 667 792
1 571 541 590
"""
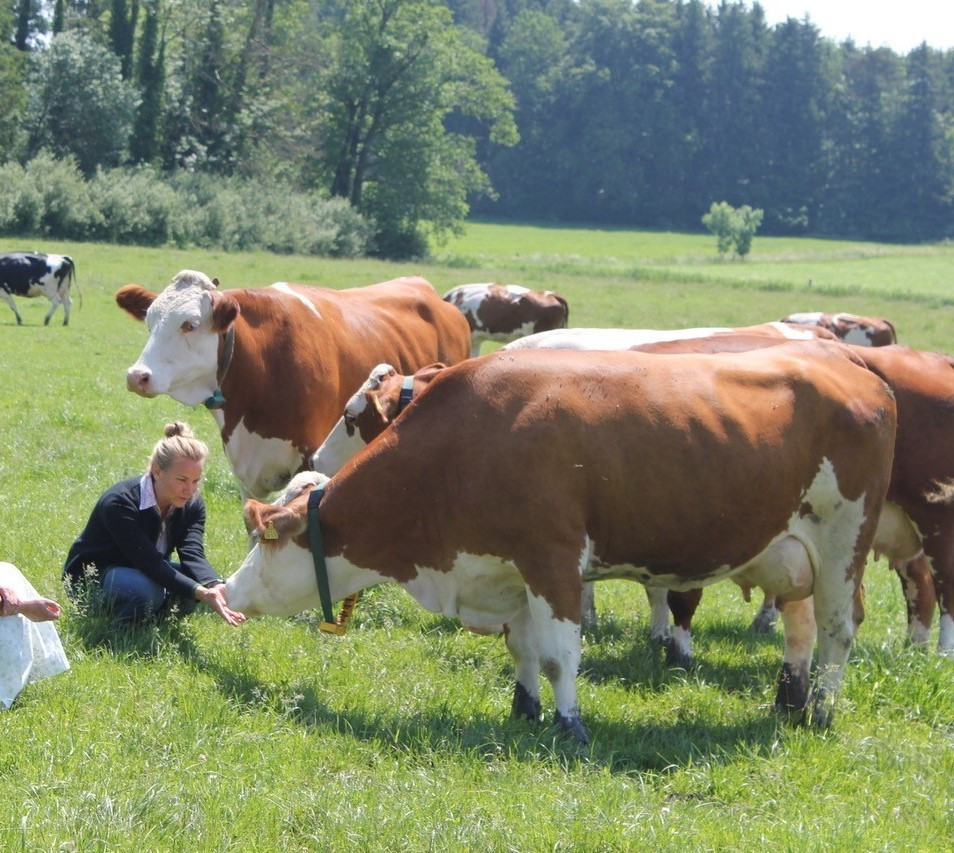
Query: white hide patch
401 553 529 631
310 369 387 475
311 419 368 476
269 282 322 319
840 327 875 346
220 416 307 499
504 326 734 351
769 321 822 340
784 312 824 325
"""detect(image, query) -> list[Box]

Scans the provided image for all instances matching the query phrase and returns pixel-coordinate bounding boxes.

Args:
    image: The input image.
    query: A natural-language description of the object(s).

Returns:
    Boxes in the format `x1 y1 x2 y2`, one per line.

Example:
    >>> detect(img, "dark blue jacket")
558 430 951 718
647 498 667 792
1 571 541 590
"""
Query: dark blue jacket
63 475 219 598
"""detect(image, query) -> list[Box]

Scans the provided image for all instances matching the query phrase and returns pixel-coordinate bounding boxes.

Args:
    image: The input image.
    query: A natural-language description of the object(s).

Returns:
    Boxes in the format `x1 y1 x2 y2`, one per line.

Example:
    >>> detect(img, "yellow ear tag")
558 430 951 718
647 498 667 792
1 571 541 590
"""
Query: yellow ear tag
264 520 279 540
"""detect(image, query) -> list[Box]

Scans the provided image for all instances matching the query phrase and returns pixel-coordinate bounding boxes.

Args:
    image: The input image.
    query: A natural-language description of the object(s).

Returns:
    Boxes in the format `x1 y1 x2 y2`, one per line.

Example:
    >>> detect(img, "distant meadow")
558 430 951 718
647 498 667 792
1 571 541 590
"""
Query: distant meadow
1 225 952 849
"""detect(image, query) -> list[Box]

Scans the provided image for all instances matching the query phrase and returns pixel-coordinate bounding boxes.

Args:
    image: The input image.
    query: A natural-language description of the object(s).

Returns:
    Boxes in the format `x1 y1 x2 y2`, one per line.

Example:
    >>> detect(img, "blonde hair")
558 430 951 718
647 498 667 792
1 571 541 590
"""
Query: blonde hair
148 422 209 472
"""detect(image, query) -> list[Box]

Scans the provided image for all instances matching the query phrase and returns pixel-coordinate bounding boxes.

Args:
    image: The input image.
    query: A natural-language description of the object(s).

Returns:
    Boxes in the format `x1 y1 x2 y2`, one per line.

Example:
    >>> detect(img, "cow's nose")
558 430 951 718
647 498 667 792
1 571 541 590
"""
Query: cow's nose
126 366 152 394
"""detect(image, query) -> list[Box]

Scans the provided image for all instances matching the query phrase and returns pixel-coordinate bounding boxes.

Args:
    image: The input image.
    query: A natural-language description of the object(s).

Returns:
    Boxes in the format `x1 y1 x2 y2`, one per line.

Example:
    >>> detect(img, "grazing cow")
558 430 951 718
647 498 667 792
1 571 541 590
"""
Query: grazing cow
0 251 78 326
116 270 471 499
227 344 897 741
782 312 897 346
633 337 954 661
311 362 446 476
443 283 569 356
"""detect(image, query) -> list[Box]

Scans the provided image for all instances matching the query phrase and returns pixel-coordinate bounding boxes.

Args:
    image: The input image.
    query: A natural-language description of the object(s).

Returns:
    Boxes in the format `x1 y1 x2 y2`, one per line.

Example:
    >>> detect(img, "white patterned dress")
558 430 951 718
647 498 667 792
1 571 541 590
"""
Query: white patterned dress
0 562 70 709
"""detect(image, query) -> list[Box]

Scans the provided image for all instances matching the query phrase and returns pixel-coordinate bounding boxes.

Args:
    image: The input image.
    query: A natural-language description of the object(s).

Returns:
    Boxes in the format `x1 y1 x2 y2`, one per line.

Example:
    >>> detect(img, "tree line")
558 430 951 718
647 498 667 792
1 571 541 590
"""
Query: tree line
2 0 952 258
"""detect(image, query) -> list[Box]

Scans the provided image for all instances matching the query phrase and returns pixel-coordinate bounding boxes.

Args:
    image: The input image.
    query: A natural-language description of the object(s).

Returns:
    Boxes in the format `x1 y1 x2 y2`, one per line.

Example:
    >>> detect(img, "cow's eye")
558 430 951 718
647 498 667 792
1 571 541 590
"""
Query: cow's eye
181 320 198 333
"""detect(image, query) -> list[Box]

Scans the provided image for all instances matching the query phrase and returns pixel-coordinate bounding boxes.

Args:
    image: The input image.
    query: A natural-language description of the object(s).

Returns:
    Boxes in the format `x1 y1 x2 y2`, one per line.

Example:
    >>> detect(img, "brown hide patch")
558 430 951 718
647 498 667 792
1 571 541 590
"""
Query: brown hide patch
851 344 954 612
115 284 156 321
210 290 240 331
473 287 568 336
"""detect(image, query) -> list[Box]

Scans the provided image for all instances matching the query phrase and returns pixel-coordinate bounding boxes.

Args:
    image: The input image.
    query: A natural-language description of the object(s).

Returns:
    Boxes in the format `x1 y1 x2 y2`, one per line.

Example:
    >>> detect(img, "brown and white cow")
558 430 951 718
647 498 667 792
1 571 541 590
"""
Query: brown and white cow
443 283 569 356
227 344 896 741
116 270 470 499
311 362 446 476
632 337 954 660
782 312 897 346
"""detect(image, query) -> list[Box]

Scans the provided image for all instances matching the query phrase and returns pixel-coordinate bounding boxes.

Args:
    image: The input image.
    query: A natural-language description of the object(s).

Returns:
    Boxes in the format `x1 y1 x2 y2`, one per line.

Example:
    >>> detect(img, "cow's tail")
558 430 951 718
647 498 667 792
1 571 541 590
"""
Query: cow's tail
64 255 82 310
556 294 570 327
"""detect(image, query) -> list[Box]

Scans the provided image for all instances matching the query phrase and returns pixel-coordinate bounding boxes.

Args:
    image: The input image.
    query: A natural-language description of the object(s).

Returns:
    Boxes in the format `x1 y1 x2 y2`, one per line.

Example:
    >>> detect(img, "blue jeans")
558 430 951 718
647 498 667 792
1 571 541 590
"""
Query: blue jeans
99 564 198 624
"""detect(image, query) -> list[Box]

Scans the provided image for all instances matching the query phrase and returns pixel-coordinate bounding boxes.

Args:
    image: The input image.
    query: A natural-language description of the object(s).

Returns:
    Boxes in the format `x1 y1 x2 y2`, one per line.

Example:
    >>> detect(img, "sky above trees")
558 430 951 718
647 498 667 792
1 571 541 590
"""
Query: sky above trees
749 0 954 53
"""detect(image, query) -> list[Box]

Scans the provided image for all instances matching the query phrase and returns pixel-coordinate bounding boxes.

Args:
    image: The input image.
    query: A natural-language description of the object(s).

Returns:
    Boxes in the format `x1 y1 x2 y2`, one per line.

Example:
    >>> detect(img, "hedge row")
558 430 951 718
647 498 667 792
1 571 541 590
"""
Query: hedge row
0 153 374 257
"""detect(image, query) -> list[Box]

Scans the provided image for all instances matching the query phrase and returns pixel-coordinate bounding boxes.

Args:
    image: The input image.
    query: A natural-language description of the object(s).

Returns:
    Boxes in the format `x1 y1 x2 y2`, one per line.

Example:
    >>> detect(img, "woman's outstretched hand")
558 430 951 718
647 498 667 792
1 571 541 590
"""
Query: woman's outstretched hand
196 583 246 626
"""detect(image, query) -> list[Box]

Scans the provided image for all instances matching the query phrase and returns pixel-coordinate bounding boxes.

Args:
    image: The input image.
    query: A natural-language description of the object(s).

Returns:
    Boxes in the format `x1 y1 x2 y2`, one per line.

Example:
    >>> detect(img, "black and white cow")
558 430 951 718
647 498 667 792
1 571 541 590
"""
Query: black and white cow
0 252 78 326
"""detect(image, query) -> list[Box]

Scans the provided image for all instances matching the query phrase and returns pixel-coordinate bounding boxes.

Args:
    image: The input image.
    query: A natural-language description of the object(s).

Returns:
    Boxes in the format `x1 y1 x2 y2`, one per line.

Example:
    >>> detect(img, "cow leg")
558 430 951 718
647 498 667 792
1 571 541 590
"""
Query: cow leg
507 592 587 743
937 571 954 654
645 586 670 643
665 587 702 669
894 553 935 646
59 285 72 326
504 606 542 723
580 581 597 631
775 596 816 717
808 571 865 729
43 296 59 326
751 591 780 634
1 291 22 325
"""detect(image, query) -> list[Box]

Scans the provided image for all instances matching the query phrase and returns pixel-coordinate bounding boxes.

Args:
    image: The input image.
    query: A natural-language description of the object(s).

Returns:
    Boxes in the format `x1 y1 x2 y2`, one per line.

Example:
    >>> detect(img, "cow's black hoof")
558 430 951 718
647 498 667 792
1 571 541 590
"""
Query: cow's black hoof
664 638 693 670
554 710 590 744
774 662 810 714
511 681 541 721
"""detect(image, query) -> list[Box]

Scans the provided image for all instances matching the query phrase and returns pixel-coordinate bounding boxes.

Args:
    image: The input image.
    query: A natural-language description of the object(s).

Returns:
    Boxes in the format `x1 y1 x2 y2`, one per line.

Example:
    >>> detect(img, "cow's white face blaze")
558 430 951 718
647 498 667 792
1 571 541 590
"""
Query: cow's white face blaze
226 536 317 618
311 363 394 475
125 271 222 406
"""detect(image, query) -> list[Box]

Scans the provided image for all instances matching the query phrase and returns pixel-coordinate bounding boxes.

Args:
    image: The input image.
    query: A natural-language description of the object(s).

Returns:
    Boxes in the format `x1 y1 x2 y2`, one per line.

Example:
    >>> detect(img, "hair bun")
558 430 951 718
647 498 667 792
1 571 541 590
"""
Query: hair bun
164 421 194 439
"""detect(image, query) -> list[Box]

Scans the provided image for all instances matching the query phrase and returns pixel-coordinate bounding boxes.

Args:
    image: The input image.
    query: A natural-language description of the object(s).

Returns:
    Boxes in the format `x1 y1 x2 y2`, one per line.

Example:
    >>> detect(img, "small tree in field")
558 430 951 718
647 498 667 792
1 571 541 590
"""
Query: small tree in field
702 201 764 258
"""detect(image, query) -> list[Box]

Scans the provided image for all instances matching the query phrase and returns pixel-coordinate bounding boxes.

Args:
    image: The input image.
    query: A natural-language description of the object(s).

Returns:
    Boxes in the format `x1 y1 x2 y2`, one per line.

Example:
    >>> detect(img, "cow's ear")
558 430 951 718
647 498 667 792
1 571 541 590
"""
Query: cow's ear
371 392 392 423
243 501 303 544
210 291 240 332
212 277 220 288
115 284 156 322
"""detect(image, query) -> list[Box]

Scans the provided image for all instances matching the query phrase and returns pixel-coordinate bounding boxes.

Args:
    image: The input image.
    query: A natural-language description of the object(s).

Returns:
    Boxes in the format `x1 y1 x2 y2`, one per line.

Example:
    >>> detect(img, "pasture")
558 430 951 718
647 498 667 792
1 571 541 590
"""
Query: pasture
1 227 953 849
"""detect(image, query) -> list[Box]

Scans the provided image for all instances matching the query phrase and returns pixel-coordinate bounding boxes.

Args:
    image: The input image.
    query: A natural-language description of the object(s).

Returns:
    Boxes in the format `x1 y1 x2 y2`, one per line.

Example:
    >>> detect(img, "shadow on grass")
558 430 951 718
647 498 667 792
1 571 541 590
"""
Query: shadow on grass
165 618 789 773
579 611 784 697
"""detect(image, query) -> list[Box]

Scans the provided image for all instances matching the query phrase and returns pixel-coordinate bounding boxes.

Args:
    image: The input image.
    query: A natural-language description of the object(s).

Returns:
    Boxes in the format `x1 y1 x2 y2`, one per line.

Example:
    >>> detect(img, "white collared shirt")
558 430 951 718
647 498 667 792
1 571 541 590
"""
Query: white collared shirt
139 473 168 554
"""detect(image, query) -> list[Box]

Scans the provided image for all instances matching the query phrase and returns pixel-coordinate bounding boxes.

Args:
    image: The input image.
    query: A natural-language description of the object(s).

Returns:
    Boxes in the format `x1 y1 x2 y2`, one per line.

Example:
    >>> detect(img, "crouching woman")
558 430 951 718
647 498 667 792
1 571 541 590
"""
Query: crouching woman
63 422 245 626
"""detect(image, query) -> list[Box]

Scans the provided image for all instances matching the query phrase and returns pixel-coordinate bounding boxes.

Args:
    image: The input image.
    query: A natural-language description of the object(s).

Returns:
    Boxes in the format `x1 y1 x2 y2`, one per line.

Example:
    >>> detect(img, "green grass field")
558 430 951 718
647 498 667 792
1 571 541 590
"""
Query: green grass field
1 226 953 850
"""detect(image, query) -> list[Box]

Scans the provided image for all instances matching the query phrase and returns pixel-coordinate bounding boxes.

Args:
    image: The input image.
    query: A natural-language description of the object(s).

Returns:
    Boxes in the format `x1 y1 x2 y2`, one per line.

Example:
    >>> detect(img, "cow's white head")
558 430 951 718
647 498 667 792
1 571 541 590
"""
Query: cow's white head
226 471 329 616
117 270 239 407
310 363 397 475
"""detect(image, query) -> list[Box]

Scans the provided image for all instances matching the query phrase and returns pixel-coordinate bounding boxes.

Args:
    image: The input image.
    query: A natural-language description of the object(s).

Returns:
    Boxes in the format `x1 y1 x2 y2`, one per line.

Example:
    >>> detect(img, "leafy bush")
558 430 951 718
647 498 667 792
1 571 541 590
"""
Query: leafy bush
0 155 372 256
702 201 764 258
88 167 190 246
0 152 97 238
